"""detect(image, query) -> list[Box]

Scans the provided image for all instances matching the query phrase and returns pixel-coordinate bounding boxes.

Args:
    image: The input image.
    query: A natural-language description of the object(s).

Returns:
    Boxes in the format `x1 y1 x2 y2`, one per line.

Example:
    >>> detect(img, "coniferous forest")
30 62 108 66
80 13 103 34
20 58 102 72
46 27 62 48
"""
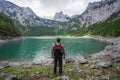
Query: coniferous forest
0 12 21 38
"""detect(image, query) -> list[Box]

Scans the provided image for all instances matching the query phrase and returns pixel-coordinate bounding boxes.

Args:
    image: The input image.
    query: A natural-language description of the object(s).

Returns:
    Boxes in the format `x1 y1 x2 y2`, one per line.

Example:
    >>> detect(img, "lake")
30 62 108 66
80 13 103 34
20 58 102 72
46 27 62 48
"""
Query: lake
0 37 108 61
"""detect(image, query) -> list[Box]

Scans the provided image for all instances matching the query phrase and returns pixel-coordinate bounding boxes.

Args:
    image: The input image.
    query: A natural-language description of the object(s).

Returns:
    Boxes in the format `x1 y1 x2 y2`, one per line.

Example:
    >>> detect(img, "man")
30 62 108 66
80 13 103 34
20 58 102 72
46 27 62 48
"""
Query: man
51 38 65 75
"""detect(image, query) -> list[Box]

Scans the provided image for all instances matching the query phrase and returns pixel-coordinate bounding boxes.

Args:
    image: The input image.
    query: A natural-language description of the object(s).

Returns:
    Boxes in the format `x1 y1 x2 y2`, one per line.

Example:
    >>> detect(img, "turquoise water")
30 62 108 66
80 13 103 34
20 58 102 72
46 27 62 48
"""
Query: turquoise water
0 37 108 60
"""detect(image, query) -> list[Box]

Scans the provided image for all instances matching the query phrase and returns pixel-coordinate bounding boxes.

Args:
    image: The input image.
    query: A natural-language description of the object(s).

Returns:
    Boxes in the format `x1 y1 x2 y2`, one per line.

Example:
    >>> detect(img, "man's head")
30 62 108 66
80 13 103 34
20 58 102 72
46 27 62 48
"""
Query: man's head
56 38 61 43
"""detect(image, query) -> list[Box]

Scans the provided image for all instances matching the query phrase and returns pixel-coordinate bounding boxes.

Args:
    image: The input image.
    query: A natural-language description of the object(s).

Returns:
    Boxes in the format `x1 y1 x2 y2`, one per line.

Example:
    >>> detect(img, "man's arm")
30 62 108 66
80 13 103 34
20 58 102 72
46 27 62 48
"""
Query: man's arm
51 44 54 58
51 48 54 58
63 48 65 59
62 44 65 59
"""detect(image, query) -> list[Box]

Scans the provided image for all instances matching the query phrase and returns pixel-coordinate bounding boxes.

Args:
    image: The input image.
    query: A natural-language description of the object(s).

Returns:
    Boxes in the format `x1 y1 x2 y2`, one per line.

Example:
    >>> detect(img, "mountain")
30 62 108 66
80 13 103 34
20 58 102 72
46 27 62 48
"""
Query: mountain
0 12 21 37
0 0 119 37
78 0 120 25
53 11 70 22
0 0 58 26
87 9 120 37
59 0 120 37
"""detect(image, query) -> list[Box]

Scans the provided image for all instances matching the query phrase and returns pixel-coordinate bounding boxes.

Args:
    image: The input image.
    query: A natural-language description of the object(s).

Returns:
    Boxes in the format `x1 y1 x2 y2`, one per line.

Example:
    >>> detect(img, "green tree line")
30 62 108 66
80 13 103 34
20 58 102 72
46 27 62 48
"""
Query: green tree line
0 12 21 37
88 11 120 37
60 11 120 37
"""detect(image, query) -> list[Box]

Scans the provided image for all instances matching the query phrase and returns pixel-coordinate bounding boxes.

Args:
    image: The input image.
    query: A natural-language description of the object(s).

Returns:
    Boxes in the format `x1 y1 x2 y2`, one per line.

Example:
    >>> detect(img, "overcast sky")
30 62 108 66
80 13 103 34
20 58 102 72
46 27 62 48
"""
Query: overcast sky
7 0 101 19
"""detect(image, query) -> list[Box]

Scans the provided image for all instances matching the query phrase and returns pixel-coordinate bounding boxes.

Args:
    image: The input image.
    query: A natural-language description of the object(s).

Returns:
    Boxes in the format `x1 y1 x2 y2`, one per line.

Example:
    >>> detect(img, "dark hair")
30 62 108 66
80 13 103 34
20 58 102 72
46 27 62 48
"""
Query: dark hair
56 38 60 42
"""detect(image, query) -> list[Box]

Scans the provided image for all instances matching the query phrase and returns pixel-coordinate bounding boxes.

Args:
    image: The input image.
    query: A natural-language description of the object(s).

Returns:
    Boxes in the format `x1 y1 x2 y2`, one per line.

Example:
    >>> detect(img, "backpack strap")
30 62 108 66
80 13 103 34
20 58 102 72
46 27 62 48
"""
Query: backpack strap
55 43 61 47
54 43 56 48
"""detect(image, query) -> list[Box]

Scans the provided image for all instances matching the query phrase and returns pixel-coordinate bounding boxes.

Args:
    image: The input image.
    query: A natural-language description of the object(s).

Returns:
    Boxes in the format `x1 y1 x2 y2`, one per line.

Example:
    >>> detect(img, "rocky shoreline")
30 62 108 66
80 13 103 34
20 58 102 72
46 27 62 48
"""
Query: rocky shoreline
80 36 120 67
0 37 22 43
0 36 120 80
92 36 120 63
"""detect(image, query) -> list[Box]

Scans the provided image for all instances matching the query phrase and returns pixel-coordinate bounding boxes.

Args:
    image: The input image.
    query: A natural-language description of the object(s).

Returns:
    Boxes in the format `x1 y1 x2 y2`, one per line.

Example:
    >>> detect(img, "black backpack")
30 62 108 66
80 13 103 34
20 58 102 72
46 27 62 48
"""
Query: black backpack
54 43 63 57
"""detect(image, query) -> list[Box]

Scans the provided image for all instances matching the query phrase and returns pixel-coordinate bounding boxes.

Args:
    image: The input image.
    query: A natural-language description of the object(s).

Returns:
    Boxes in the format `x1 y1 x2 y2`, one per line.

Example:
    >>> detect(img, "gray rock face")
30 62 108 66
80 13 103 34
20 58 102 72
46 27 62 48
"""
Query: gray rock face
79 0 120 25
5 74 21 80
0 0 58 26
54 11 70 22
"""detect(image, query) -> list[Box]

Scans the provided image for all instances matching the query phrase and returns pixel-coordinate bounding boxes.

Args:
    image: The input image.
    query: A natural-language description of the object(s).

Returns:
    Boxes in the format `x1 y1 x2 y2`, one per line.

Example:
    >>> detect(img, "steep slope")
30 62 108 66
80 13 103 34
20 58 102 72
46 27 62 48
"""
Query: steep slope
66 10 120 37
0 0 58 26
79 0 120 25
58 9 120 37
0 12 21 37
87 10 120 36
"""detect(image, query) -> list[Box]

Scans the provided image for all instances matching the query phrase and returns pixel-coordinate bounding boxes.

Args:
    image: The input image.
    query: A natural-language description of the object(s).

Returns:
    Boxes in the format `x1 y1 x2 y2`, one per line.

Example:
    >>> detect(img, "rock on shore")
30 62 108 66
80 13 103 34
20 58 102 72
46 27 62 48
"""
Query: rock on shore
90 37 120 68
0 37 22 43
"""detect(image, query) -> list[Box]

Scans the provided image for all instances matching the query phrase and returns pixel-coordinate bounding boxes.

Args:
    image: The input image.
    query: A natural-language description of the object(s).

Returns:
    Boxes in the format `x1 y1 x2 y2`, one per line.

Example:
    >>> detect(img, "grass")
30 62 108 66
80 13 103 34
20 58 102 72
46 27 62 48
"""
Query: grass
0 62 120 80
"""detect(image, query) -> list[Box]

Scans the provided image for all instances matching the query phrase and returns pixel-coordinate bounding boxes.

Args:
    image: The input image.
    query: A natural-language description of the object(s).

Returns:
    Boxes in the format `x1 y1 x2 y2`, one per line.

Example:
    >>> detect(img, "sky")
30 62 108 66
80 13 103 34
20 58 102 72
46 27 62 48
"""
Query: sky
7 0 101 19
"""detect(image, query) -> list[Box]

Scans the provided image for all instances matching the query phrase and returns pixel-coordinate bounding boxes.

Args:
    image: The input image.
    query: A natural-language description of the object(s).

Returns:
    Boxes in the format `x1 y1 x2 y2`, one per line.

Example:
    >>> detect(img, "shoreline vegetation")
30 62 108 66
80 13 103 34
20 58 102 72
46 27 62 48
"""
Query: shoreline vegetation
0 36 22 43
0 36 120 80
0 35 92 43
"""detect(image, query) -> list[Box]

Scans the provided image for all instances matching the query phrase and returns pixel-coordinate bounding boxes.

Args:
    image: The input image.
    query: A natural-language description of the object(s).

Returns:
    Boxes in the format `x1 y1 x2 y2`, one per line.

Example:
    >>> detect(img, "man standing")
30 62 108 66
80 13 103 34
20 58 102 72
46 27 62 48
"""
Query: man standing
51 38 65 75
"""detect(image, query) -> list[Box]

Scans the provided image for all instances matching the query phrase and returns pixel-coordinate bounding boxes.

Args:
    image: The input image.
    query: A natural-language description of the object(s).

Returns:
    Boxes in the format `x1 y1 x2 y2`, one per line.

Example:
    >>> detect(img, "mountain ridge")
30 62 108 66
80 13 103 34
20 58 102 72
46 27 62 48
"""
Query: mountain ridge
78 0 120 25
0 0 120 37
0 0 59 26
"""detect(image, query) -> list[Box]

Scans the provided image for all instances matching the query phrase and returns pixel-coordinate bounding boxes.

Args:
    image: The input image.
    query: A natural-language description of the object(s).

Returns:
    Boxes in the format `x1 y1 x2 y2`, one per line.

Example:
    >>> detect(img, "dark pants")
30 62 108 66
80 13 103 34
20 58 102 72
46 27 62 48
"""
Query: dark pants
53 56 62 74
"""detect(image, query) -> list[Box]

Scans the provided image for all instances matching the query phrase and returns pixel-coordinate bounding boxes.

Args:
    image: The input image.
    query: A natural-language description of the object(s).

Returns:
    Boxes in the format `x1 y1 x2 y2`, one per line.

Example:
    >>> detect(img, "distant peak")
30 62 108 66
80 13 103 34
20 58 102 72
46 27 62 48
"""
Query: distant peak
53 11 70 22
59 11 63 14
56 11 64 15
0 0 5 2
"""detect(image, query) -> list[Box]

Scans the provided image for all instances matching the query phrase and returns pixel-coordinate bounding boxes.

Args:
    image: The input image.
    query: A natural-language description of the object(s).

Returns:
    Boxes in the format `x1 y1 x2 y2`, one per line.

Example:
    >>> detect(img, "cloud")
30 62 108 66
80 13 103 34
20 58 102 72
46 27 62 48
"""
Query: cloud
40 0 70 9
7 0 101 19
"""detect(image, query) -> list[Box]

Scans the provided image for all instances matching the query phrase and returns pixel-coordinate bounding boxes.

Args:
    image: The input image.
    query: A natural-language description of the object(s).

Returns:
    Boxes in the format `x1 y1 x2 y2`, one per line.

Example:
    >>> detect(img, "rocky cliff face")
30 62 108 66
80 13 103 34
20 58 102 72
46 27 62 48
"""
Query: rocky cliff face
54 11 70 22
79 0 120 25
0 0 58 26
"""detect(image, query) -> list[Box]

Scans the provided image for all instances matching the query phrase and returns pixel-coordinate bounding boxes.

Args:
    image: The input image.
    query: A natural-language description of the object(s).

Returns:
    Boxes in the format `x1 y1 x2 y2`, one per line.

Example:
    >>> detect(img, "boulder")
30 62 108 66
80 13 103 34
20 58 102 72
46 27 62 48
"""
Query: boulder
79 78 84 80
0 61 9 69
68 66 83 73
75 56 88 64
78 59 88 64
109 52 120 62
0 72 5 76
9 62 21 66
61 75 71 80
65 58 74 63
91 65 99 69
4 74 21 80
90 51 108 60
97 61 112 68
91 60 112 69
52 75 71 80
22 64 32 69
